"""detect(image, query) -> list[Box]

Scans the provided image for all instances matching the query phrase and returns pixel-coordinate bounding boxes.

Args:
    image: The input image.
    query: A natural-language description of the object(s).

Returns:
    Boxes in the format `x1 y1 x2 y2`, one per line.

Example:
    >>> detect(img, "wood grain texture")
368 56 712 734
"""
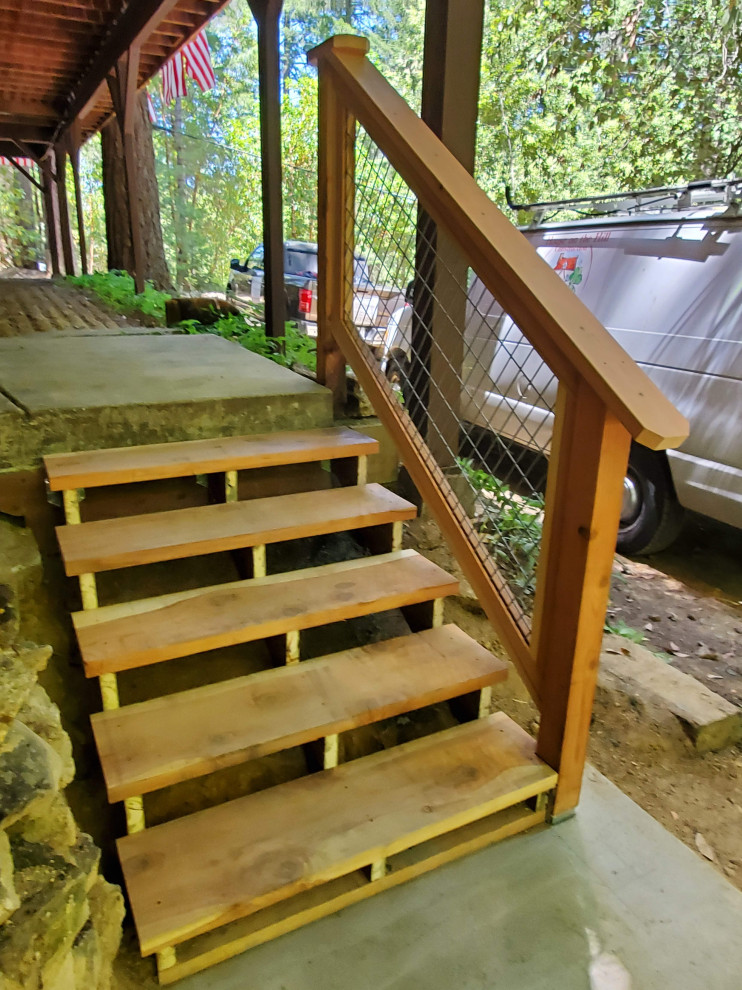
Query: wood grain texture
158 802 545 984
533 380 632 815
118 712 556 955
57 483 416 575
74 550 459 676
92 624 508 802
44 426 378 491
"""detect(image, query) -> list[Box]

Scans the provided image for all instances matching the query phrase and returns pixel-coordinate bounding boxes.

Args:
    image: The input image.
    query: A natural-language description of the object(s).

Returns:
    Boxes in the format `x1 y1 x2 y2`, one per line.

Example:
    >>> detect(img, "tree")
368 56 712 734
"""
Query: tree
101 90 172 289
477 0 742 212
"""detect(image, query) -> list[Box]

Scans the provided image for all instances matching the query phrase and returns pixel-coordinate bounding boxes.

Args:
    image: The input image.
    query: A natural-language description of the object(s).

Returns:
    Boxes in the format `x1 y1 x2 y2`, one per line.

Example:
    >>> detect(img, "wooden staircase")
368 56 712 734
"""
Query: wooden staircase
45 426 557 984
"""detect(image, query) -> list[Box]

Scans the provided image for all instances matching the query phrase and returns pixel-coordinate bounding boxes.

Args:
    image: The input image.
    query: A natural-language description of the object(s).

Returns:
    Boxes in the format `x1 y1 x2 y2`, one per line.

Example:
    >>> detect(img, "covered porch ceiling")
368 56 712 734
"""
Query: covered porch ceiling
0 0 229 158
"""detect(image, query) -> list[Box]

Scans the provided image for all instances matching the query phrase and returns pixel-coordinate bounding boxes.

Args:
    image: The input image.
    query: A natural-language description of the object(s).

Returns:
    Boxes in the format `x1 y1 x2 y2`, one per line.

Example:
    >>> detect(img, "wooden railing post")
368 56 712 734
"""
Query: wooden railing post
533 379 631 817
315 40 367 416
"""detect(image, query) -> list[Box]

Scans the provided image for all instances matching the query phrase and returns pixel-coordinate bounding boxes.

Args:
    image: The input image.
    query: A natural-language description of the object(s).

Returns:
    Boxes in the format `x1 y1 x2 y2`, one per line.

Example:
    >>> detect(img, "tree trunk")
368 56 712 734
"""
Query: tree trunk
101 90 172 290
13 170 38 268
171 97 191 289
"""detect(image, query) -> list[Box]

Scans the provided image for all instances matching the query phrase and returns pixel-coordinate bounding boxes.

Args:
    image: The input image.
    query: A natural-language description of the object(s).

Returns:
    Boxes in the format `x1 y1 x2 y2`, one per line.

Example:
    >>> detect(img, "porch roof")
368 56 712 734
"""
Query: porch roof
0 0 228 157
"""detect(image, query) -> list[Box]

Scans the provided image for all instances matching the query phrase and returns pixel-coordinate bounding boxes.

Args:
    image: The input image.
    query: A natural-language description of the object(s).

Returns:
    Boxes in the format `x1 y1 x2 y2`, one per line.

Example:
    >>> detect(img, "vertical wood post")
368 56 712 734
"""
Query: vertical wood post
533 380 631 816
54 144 75 275
39 157 61 276
411 0 484 464
316 49 358 415
69 127 89 275
249 0 286 338
122 47 145 294
107 47 145 293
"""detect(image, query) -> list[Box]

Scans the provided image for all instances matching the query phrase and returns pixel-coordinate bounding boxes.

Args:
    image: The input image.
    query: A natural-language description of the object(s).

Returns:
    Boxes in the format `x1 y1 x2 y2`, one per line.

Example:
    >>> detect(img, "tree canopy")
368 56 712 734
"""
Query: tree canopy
2 0 739 284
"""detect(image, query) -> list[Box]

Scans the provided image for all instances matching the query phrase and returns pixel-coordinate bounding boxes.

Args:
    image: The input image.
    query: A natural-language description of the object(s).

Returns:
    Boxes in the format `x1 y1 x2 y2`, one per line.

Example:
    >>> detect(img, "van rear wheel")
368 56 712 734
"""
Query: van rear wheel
617 446 684 556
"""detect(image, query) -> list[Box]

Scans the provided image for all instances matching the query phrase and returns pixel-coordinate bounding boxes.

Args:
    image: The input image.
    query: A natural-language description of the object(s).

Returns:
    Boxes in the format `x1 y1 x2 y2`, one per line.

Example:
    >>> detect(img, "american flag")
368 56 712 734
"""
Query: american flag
161 30 215 105
0 157 34 168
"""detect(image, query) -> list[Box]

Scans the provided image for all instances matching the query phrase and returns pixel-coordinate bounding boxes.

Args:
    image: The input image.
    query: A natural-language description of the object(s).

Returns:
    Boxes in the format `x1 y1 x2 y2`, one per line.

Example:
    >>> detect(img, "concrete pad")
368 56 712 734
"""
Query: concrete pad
0 335 332 470
600 634 742 752
176 767 742 990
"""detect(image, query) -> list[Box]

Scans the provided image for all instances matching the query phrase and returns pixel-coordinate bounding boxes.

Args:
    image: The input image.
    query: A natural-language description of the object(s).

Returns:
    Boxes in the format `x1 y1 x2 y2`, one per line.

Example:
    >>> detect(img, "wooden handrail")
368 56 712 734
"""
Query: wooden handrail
310 34 690 814
308 35 689 451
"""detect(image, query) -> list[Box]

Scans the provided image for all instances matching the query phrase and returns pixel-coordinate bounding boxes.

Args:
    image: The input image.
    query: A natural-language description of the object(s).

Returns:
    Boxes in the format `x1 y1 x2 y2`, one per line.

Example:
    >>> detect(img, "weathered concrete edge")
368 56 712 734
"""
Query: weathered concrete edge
0 391 333 472
599 633 742 753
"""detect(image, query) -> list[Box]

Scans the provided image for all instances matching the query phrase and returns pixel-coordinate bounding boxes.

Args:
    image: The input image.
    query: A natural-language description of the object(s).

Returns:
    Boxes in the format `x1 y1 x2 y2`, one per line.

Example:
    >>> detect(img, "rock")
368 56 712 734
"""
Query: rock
0 721 65 830
0 521 41 649
68 878 124 990
0 644 52 747
0 834 98 989
0 831 20 925
17 685 74 788
599 634 742 753
0 520 70 659
8 792 78 859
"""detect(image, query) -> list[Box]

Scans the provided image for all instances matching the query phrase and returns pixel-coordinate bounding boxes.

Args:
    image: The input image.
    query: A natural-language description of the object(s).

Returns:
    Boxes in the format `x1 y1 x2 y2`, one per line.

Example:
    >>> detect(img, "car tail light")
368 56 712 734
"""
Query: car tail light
298 288 312 314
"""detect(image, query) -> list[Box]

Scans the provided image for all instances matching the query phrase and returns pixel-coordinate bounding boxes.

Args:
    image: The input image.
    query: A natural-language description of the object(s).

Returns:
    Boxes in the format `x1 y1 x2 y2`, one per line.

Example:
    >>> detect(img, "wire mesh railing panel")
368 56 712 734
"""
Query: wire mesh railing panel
351 125 559 624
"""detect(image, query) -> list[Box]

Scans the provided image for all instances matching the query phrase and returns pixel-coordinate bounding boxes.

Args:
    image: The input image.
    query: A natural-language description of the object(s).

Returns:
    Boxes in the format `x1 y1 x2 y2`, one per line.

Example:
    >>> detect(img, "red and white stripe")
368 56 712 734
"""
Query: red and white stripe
0 157 35 167
146 91 157 124
160 30 215 104
184 31 216 92
161 50 187 105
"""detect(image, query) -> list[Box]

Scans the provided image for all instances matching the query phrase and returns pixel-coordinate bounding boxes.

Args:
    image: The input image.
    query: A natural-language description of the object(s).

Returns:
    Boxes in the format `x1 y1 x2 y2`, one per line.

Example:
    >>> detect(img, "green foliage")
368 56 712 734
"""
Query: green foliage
7 0 742 292
478 0 742 210
179 309 318 372
604 620 646 644
65 271 171 320
458 457 544 608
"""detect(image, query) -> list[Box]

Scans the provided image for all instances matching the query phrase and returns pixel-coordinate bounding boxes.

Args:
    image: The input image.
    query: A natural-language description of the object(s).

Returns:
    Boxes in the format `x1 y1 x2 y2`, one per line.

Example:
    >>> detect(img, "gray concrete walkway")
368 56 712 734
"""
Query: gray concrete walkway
0 334 331 470
177 767 742 990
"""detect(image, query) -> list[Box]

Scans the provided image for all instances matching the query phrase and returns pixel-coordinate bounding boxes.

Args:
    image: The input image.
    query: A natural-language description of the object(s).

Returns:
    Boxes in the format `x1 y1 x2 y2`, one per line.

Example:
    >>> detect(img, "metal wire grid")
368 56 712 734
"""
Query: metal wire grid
348 125 559 619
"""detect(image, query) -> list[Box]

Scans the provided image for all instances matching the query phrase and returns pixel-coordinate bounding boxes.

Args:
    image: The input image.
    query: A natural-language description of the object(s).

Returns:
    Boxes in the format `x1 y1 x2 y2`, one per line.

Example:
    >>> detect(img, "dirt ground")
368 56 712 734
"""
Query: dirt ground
405 516 742 893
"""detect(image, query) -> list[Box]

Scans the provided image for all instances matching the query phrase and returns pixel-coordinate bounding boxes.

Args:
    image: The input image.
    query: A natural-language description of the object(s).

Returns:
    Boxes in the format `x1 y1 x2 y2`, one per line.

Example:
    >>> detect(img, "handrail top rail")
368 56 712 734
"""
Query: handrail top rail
308 35 689 451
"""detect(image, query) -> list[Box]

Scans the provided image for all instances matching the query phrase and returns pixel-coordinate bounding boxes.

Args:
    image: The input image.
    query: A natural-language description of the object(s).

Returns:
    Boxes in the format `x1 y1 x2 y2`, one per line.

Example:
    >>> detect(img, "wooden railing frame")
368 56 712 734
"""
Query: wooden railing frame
309 35 689 814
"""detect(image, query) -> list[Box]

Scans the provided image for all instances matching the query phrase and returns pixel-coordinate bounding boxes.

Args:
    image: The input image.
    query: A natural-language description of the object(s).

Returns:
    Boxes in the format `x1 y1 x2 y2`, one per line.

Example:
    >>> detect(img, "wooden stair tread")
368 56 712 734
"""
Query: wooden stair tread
44 426 377 491
57 484 415 576
118 711 557 955
74 550 459 676
92 624 509 802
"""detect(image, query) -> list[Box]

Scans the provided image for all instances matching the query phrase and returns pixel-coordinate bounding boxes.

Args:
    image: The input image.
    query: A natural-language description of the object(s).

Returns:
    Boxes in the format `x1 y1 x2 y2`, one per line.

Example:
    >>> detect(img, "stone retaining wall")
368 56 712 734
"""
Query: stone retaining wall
0 518 123 990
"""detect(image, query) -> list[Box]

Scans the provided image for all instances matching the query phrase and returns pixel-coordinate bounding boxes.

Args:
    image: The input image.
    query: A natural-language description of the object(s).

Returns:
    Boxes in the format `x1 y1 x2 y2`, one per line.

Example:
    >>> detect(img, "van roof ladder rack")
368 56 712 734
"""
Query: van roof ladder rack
505 179 742 223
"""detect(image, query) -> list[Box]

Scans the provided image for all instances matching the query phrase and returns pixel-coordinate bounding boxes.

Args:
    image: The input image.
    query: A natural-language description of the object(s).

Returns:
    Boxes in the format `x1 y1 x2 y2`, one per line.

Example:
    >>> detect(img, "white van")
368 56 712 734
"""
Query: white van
382 180 742 554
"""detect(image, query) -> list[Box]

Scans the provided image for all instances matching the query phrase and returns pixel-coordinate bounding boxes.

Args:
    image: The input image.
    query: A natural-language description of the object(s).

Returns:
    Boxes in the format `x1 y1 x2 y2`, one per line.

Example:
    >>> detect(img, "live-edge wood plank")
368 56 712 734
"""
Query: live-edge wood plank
57 483 415 575
75 550 459 676
44 426 378 490
92 624 508 802
118 712 556 955
159 803 546 984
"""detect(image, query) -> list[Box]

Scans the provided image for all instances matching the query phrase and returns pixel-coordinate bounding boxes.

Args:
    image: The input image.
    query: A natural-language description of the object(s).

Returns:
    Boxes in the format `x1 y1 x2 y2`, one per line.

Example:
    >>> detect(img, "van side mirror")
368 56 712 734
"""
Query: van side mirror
230 258 241 271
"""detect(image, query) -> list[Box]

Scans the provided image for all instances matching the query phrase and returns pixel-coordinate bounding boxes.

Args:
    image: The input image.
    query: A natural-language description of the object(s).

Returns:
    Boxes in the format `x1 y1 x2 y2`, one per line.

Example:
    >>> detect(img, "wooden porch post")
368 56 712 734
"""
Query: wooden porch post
533 380 631 817
107 47 145 293
39 155 61 276
410 0 484 464
315 45 358 414
54 144 76 275
248 0 286 339
69 125 89 275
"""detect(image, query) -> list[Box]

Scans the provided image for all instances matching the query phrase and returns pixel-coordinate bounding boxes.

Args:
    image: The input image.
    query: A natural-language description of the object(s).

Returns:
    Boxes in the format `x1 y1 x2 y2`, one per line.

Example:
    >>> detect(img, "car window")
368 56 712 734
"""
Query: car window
286 249 319 277
248 245 265 270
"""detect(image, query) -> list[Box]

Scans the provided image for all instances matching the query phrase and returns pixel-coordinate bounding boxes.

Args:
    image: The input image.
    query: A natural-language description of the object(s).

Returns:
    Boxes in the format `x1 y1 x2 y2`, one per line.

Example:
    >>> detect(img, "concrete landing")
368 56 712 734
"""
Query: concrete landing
0 334 331 470
175 767 742 990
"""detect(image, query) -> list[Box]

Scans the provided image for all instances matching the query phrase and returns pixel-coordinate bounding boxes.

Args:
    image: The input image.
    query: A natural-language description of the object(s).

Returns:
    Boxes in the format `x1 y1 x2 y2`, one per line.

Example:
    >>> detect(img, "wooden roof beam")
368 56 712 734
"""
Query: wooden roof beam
55 0 183 141
0 123 54 143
